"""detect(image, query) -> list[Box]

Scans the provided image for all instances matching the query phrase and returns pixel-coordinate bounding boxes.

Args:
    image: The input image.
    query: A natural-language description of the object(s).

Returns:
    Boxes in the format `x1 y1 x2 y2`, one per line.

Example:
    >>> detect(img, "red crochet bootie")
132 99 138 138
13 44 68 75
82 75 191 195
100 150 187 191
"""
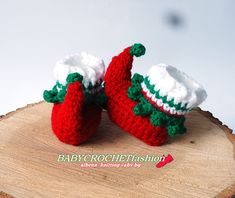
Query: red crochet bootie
104 43 207 146
43 53 105 145
104 44 168 146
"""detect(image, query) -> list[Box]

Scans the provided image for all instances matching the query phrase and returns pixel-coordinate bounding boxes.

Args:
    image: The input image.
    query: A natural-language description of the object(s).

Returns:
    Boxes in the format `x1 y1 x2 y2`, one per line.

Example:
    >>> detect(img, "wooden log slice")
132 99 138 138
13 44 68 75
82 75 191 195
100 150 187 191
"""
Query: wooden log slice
0 102 234 198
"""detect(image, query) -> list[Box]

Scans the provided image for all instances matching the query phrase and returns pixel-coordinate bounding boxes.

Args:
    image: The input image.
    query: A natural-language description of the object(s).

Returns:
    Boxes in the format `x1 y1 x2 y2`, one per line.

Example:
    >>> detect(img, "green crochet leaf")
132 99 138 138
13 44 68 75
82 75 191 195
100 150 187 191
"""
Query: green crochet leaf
43 85 58 103
127 73 144 101
150 110 166 126
127 73 187 137
56 89 66 103
167 117 187 137
133 99 153 116
132 73 144 83
43 72 107 107
127 85 142 101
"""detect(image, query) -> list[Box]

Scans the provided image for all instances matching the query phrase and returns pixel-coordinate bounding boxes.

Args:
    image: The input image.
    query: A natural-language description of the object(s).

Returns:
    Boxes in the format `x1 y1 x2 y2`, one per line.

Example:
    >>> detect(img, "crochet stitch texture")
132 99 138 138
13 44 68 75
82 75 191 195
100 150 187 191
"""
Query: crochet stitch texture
43 51 105 145
43 43 206 146
104 44 168 146
44 73 103 145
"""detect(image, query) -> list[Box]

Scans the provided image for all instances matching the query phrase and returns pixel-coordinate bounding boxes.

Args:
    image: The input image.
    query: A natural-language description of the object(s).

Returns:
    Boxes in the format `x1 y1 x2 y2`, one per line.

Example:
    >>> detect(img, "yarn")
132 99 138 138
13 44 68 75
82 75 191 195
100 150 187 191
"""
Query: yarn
143 77 188 112
145 64 207 111
104 44 168 146
54 52 105 88
43 52 105 146
130 43 146 57
44 73 103 145
104 43 197 145
128 72 187 136
66 72 83 84
44 43 206 146
44 73 106 107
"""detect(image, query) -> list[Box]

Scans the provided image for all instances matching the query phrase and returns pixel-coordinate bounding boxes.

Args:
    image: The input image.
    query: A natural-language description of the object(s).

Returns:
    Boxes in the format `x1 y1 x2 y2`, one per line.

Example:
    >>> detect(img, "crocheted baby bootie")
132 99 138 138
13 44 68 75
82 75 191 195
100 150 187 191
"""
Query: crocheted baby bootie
104 43 168 146
43 52 106 145
104 43 207 146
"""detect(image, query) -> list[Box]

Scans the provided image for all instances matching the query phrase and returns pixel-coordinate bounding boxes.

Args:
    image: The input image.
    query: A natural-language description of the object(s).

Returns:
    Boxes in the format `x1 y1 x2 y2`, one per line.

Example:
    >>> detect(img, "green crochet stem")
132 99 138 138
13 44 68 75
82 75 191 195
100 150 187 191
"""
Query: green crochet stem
130 43 146 57
66 72 83 84
43 73 107 108
127 73 187 137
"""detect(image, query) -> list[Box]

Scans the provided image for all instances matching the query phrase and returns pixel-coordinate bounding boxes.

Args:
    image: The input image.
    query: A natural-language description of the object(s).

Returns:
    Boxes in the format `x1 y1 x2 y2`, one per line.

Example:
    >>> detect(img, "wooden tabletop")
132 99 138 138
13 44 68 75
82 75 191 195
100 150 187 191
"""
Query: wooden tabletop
0 102 234 198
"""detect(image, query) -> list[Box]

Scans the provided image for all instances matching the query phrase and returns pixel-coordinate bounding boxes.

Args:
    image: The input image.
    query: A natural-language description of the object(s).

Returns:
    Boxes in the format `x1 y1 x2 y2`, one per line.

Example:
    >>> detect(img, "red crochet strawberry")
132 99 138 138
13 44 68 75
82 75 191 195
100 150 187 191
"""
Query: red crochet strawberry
43 53 106 145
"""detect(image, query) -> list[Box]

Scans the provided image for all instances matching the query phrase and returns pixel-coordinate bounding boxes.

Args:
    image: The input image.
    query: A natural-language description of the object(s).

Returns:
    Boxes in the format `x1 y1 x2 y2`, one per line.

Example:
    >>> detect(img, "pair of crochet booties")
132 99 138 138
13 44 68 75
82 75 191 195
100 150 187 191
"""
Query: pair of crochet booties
43 43 207 146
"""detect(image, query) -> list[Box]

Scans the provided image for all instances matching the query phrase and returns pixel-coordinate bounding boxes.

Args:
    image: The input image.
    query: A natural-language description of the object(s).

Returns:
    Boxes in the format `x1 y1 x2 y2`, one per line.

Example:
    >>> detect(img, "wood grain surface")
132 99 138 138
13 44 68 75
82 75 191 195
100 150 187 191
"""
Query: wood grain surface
0 102 234 198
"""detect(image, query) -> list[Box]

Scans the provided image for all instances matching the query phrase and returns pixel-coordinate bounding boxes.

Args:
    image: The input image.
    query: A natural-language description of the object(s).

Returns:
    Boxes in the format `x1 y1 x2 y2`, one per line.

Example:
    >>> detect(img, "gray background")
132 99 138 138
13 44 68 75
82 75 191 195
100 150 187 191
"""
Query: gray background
0 0 234 132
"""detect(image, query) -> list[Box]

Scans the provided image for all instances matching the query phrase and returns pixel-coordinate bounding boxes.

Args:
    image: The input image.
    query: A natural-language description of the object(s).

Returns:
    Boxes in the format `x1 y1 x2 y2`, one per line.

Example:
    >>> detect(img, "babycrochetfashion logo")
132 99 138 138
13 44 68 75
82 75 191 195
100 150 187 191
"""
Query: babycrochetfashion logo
57 153 174 168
